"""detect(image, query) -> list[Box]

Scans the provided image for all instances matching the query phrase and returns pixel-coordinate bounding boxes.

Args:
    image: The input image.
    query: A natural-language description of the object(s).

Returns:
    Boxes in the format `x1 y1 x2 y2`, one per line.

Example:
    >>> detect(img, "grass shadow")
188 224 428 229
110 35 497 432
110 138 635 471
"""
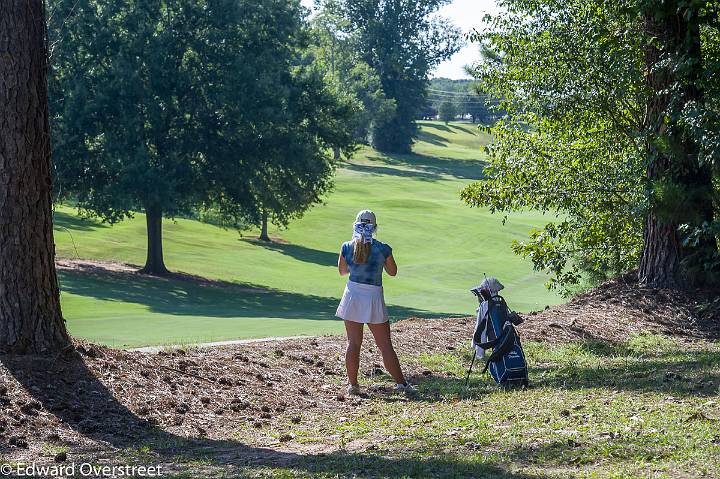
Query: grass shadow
343 162 443 181
448 124 480 135
370 154 486 180
291 450 551 478
421 123 453 133
54 211 109 232
416 129 449 147
57 263 455 322
530 353 720 397
346 153 486 181
409 342 720 401
241 239 338 267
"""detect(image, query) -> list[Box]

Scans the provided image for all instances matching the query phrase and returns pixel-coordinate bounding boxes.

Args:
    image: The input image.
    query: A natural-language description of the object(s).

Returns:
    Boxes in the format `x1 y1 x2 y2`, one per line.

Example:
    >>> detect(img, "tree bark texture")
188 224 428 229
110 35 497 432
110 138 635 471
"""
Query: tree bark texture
140 205 169 275
0 0 71 354
638 4 717 288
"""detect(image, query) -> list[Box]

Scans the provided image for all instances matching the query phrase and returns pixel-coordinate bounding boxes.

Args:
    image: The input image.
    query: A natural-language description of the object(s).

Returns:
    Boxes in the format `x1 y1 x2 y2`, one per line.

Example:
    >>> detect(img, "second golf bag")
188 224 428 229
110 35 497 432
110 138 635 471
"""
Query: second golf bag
472 293 528 387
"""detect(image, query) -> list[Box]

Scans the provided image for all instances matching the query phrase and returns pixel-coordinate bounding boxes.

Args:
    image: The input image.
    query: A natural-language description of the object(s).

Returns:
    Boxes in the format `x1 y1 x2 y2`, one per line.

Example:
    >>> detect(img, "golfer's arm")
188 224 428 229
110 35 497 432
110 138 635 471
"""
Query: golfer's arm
384 255 397 276
338 254 349 276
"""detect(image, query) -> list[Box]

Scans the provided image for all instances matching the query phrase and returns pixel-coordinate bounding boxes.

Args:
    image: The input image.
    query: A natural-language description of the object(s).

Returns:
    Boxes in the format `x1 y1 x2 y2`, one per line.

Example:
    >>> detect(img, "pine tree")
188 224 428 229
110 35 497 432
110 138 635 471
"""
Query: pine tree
0 0 71 354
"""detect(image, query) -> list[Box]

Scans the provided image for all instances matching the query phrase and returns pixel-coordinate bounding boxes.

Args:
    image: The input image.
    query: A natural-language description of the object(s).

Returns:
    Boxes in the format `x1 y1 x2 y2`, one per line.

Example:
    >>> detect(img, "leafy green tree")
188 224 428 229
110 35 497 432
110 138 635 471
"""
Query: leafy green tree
49 0 353 272
427 78 496 124
325 0 463 153
344 63 397 145
438 101 458 123
463 92 493 124
463 0 720 290
241 65 357 241
419 101 438 120
310 8 395 145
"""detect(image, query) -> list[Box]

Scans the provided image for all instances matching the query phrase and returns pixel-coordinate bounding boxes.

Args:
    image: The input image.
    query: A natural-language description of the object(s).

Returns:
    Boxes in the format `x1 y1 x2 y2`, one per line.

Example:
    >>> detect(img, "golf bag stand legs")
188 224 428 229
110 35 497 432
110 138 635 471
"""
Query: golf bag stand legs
465 350 477 387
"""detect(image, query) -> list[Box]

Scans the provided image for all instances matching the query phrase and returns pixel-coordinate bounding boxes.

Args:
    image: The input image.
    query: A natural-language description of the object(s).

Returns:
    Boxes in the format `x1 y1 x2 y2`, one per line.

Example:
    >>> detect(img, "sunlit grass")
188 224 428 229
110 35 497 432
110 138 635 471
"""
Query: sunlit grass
54 121 561 347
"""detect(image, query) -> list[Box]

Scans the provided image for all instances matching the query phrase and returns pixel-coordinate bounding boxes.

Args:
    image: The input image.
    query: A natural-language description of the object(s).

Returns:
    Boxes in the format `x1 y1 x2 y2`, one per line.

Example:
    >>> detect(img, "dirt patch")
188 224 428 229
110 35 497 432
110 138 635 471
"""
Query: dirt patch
1 272 718 466
519 271 720 343
0 331 461 467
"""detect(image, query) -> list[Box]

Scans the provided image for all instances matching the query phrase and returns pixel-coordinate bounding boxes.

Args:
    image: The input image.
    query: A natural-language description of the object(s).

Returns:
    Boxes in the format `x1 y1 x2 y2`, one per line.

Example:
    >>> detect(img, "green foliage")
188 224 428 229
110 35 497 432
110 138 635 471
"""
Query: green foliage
48 0 355 265
309 12 395 145
462 1 646 290
342 63 396 144
54 123 560 347
438 101 457 123
221 62 358 231
322 0 463 153
463 0 720 290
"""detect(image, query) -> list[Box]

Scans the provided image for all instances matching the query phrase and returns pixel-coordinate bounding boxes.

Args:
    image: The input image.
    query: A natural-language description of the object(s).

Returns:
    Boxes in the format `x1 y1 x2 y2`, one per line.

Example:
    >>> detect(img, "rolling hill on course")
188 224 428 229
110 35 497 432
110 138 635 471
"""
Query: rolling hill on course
54 121 561 347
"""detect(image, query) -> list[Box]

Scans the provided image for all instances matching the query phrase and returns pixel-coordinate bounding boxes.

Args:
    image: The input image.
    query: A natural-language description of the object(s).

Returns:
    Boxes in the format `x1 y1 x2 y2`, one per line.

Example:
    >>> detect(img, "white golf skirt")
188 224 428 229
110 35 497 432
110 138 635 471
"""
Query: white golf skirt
336 280 389 324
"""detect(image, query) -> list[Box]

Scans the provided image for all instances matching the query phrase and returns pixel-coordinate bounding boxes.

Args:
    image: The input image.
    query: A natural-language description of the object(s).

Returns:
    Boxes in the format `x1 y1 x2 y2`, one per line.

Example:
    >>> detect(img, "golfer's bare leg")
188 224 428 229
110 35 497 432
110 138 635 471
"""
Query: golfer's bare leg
368 322 406 385
344 320 364 387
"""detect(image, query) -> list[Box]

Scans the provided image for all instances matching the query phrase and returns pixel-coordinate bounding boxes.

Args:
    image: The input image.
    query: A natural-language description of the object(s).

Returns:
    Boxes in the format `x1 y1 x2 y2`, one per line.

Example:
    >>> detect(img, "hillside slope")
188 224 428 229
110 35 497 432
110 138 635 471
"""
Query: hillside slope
54 121 561 347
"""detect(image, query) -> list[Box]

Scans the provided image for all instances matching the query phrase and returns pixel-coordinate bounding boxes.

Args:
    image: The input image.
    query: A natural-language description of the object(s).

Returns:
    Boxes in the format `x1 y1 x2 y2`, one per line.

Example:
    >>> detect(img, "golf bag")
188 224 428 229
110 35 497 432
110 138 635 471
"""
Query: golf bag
470 293 528 387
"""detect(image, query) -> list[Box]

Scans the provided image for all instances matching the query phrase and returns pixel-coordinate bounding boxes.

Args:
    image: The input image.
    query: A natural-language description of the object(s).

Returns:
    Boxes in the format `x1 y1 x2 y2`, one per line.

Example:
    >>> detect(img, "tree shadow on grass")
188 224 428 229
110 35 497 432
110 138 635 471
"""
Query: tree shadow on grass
56 263 454 321
344 153 486 181
0 353 549 478
53 211 109 232
407 344 720 401
241 238 338 267
530 354 720 398
416 129 449 147
343 162 443 181
292 451 549 478
367 154 486 180
449 124 480 135
421 123 453 133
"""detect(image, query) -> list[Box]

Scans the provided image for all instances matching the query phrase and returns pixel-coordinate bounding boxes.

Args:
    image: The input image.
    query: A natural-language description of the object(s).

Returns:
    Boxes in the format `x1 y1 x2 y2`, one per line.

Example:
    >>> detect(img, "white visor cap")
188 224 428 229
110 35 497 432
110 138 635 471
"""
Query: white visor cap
355 210 377 225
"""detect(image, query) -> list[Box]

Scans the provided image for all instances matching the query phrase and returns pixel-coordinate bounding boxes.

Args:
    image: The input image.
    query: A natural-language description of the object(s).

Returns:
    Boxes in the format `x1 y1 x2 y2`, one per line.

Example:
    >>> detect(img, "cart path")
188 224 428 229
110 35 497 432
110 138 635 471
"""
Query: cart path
127 335 321 353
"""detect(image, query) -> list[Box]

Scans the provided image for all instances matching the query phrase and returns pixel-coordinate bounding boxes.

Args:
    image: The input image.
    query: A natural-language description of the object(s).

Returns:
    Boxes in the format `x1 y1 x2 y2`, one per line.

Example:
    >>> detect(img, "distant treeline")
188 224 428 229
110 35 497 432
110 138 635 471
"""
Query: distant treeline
420 78 500 124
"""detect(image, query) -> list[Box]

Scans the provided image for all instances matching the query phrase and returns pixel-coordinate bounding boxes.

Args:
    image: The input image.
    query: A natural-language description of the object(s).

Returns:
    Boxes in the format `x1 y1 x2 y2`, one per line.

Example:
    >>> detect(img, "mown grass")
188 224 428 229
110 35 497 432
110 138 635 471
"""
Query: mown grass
219 334 720 479
54 121 561 347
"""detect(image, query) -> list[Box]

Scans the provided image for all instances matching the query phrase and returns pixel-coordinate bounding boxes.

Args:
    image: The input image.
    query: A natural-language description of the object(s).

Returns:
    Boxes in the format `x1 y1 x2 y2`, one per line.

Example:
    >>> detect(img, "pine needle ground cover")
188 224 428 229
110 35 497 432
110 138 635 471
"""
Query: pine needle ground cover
1 310 717 478
53 121 560 348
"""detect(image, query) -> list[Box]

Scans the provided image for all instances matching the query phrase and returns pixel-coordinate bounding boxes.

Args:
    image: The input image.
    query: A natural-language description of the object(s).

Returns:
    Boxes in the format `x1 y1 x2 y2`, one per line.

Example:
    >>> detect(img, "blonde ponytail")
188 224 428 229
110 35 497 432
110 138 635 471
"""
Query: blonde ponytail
352 239 371 264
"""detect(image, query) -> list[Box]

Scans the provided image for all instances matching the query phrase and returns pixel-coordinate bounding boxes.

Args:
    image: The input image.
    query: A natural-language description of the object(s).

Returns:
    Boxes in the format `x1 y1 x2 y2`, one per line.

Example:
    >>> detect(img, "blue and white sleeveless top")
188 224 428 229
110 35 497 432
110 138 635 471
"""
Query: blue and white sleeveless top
340 239 393 287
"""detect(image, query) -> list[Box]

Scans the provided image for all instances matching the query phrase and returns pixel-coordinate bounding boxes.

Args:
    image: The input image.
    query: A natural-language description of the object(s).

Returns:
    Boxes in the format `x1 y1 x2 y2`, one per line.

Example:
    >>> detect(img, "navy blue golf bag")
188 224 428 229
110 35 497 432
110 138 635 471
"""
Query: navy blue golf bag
471 294 528 387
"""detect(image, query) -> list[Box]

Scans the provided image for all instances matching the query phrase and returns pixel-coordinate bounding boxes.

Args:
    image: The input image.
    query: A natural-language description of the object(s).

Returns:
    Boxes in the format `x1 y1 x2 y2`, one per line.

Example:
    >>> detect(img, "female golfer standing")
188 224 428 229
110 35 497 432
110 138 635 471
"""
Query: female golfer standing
336 210 414 396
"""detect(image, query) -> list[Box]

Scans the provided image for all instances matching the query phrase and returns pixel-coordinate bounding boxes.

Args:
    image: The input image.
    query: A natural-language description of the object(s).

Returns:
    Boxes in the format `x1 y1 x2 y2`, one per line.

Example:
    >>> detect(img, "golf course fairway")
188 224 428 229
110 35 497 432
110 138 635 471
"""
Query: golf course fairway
54 121 562 347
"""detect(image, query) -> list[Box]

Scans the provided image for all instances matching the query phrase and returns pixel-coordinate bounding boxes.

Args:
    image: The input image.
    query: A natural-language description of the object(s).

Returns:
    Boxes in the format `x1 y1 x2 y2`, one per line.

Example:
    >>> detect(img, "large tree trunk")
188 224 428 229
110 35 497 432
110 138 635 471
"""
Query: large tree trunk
259 209 270 242
638 3 717 288
639 8 678 288
140 204 169 275
639 212 680 288
0 0 71 354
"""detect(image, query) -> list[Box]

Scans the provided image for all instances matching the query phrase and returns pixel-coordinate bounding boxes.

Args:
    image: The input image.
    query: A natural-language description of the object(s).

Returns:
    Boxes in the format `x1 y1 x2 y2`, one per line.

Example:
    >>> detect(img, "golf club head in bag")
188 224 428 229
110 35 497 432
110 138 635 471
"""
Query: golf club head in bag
466 277 528 388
